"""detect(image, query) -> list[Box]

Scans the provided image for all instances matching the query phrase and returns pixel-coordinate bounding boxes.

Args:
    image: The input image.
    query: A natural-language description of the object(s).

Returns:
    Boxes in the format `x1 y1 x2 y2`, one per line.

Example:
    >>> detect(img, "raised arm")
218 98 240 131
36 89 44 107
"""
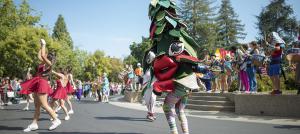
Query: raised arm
52 70 65 79
40 39 52 66
26 68 32 79
38 49 43 62
69 74 76 87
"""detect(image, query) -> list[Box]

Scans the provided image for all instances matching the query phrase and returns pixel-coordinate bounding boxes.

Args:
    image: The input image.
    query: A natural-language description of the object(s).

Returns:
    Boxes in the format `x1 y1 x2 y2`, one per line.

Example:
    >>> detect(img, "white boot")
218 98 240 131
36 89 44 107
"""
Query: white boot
68 110 74 114
49 119 61 130
64 115 70 121
23 123 38 132
23 107 29 111
55 106 61 112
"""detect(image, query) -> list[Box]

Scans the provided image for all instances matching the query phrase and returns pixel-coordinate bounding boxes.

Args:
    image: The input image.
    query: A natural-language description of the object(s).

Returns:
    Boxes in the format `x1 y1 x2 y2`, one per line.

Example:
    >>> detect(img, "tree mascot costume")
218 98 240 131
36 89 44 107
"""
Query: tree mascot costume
143 0 202 133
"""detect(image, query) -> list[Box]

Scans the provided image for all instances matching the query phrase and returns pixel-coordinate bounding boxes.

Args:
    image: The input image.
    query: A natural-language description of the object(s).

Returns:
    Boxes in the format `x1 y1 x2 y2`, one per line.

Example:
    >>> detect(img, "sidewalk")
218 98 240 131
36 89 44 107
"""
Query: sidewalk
110 96 300 126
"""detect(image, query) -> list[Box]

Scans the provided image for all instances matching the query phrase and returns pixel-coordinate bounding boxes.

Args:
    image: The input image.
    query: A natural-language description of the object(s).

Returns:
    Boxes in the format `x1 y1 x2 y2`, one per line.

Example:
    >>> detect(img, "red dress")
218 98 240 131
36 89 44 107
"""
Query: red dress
19 64 53 95
50 80 67 99
66 81 75 94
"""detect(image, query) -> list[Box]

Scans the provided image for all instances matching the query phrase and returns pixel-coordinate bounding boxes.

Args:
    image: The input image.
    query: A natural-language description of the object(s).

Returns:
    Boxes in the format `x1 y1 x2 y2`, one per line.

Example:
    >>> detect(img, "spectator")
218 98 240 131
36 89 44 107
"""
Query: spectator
247 41 260 94
96 76 102 102
266 33 284 95
210 54 221 92
127 65 135 91
1 77 12 105
102 73 110 103
75 80 83 101
231 46 249 93
134 63 143 91
83 81 91 98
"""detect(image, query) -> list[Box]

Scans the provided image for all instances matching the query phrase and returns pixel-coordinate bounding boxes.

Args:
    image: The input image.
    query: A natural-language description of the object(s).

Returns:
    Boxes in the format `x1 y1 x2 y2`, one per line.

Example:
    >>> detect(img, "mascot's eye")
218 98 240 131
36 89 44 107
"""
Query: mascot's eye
146 51 156 64
169 42 184 56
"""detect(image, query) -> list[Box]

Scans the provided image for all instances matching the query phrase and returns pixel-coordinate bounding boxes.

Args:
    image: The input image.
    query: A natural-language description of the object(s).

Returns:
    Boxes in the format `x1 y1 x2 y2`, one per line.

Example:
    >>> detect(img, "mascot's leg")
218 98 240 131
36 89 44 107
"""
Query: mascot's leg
163 92 188 134
175 96 189 134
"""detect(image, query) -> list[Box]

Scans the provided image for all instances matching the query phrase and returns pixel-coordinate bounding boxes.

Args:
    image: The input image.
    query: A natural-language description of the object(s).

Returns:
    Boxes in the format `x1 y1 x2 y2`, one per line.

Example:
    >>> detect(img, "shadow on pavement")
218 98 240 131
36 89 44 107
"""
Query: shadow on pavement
39 132 143 134
0 125 23 130
1 108 22 111
21 117 49 121
78 100 100 104
95 116 148 122
274 125 300 130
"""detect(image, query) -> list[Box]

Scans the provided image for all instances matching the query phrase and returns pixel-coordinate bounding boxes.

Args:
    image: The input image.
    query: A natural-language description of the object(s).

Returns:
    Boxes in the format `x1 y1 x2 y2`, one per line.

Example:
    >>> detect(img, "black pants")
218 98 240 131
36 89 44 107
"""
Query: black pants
96 90 102 102
1 93 9 104
83 90 89 98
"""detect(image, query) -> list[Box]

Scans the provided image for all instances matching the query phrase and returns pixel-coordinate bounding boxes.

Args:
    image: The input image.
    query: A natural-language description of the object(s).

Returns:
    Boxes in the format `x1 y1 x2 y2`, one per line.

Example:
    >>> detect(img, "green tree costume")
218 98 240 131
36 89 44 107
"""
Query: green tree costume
144 0 201 97
143 0 202 134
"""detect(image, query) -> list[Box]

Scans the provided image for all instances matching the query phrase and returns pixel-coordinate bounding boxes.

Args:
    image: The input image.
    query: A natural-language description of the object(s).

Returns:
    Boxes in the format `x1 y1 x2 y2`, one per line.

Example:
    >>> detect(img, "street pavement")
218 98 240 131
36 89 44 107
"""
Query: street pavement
0 97 300 134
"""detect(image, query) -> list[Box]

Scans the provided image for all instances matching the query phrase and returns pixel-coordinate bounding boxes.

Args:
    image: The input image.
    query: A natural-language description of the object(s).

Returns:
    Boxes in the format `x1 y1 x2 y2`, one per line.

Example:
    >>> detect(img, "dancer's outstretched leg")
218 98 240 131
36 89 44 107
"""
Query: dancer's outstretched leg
66 95 74 114
38 94 61 130
59 99 70 120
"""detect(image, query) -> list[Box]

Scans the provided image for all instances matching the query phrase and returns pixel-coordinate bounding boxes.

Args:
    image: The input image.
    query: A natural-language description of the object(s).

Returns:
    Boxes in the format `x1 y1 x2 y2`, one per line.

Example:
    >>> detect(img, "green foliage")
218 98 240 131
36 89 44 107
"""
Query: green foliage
0 0 19 40
256 75 272 92
0 25 57 78
72 48 88 80
109 58 124 83
228 79 238 92
17 0 40 26
179 0 217 51
0 0 44 78
130 38 152 63
52 14 73 49
216 0 246 47
256 0 298 44
0 0 40 40
127 37 152 67
0 0 125 83
123 55 138 67
81 50 124 82
229 72 297 92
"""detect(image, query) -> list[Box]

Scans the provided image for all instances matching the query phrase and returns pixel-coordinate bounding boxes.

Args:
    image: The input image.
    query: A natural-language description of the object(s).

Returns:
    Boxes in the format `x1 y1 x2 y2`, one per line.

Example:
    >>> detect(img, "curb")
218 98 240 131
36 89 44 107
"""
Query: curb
109 96 300 126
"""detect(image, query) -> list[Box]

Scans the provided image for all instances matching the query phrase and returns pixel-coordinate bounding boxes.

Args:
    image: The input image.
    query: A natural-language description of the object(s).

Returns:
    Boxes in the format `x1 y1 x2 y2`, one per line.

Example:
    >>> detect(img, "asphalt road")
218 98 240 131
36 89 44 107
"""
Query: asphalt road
0 98 299 134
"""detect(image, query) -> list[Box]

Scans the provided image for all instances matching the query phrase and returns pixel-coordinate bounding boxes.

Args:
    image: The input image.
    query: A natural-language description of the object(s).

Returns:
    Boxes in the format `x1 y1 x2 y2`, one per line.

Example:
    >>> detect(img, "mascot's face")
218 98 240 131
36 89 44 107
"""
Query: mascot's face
169 42 184 56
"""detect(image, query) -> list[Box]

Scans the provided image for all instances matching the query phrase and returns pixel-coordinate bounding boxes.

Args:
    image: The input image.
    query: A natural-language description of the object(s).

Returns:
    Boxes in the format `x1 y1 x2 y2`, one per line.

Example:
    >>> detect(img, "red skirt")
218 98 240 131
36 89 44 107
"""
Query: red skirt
66 82 75 94
50 87 67 100
19 76 53 95
18 87 31 95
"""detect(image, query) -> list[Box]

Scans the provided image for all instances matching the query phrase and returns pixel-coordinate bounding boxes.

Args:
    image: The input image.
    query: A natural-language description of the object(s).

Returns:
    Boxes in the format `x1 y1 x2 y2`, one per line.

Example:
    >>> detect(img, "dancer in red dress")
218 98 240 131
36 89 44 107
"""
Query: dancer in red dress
19 67 34 111
66 67 75 114
50 68 70 121
21 39 61 132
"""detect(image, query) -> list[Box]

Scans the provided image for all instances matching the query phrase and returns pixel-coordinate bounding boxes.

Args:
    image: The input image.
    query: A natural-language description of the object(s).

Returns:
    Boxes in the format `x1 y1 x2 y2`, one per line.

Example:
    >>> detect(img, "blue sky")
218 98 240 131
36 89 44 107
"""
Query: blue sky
17 0 300 58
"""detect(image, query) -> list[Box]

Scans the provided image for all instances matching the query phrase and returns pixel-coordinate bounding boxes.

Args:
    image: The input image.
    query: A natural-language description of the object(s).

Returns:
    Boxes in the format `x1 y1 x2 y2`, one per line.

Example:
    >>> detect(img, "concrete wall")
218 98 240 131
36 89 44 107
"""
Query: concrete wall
234 94 300 118
223 93 235 102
